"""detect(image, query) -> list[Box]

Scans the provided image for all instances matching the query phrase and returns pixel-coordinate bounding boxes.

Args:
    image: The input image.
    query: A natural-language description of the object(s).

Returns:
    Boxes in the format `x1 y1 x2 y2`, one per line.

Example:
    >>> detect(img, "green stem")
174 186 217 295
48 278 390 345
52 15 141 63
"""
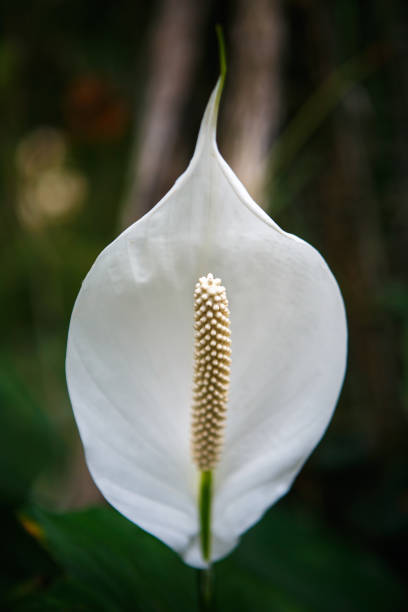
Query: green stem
197 567 214 612
197 471 214 609
215 24 227 108
199 470 213 562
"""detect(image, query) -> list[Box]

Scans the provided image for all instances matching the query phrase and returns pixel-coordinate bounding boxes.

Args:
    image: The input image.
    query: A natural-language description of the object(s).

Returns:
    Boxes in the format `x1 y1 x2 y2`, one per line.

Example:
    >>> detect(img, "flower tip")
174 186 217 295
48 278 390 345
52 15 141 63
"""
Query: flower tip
215 24 227 85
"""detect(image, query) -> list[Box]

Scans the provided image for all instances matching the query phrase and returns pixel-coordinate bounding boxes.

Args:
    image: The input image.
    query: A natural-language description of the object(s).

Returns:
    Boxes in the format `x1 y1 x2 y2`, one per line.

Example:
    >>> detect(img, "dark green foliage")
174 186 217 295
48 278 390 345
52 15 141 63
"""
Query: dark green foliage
0 360 56 505
10 504 406 611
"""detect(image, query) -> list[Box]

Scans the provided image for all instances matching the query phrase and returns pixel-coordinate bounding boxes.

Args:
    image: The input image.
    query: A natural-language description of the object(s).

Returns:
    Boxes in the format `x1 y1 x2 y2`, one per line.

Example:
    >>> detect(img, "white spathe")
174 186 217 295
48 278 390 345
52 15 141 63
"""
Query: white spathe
66 78 347 568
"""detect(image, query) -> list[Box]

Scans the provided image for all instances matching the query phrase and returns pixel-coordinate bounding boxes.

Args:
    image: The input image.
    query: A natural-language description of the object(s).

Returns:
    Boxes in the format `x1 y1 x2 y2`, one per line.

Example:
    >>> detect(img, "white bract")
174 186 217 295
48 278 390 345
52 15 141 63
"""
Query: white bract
66 78 347 568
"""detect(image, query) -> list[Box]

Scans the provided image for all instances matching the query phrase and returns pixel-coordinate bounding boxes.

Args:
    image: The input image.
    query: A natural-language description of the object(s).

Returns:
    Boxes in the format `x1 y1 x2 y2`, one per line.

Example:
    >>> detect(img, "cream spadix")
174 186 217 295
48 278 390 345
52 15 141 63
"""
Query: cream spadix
66 77 347 568
192 273 231 472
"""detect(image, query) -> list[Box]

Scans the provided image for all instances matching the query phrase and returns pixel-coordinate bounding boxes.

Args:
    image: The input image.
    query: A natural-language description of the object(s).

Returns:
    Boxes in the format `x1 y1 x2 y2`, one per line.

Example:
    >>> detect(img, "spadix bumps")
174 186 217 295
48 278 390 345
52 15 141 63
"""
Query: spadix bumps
192 273 231 472
66 78 347 568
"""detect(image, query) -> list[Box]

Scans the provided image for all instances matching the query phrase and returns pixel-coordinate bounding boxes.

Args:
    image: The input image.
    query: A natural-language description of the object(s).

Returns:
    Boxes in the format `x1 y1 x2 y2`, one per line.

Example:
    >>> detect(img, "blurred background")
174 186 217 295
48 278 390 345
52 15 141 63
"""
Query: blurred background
1 0 407 610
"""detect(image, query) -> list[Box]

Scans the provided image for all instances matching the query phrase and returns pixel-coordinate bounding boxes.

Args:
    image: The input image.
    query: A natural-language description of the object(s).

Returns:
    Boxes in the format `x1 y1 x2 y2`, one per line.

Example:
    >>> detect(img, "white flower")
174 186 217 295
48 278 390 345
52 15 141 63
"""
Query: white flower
66 78 347 568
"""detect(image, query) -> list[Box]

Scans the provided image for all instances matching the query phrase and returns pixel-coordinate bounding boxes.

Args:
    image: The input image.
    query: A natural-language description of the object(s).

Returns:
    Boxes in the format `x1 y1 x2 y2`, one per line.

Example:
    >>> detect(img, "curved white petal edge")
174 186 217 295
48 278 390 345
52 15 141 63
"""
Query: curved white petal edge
66 78 347 568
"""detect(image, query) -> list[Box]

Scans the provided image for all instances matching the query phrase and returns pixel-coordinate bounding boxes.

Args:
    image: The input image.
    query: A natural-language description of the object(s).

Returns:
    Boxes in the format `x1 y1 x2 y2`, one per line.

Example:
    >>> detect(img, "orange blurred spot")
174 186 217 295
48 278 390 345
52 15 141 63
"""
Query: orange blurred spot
65 74 130 142
20 516 45 542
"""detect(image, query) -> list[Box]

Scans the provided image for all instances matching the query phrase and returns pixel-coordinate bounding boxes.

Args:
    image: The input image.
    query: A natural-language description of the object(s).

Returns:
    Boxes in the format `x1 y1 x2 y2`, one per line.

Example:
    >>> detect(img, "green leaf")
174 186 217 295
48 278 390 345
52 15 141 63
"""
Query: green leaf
216 506 408 612
26 504 407 611
29 505 196 611
0 359 56 504
0 509 58 609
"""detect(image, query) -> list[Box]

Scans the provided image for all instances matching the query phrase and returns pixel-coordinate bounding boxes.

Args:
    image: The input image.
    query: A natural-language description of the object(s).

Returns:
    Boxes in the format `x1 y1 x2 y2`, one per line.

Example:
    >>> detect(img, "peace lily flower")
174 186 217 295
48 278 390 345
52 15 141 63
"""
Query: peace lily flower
66 75 347 569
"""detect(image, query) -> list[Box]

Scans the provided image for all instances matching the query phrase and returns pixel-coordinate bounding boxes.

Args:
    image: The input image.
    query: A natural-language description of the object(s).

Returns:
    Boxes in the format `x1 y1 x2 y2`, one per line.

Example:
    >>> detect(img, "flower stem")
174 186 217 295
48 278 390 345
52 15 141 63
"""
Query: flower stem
197 567 214 612
199 469 213 562
198 470 214 609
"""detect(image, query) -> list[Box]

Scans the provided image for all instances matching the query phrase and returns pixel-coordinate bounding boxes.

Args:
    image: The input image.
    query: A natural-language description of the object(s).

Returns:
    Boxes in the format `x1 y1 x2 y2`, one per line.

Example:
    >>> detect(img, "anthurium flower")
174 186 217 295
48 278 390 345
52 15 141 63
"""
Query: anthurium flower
66 76 347 569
